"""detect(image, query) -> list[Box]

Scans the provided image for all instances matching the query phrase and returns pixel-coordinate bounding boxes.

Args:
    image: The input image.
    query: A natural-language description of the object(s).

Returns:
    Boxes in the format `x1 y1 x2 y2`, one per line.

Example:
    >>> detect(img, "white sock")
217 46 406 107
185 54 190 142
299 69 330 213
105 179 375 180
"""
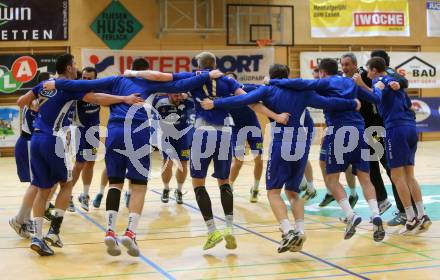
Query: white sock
415 201 425 219
225 215 233 228
34 217 44 239
349 187 357 197
327 188 332 195
53 208 65 218
106 210 118 231
206 219 217 233
177 183 183 191
164 183 170 190
253 179 260 190
127 212 140 232
17 204 32 224
280 219 293 235
404 206 416 221
338 198 354 218
367 199 380 217
295 219 305 234
83 185 90 196
230 181 234 189
99 185 106 194
306 181 315 192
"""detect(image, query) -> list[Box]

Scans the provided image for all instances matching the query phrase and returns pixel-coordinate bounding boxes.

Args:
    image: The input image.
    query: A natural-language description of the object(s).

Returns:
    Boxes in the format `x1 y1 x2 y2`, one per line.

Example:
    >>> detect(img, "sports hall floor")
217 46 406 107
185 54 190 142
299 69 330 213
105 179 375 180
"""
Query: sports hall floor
1 142 439 280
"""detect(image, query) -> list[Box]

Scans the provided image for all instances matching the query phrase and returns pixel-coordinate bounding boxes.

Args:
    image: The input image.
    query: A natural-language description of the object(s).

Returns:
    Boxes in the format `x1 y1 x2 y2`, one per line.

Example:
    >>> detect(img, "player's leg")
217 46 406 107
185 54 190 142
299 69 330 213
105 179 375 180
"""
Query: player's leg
229 158 243 190
285 190 306 252
405 165 431 233
175 160 188 204
93 168 108 208
344 165 358 208
228 128 242 190
161 158 173 203
370 157 391 214
31 187 54 256
302 160 317 201
248 133 263 202
10 184 37 238
318 135 335 207
77 161 95 211
68 160 85 212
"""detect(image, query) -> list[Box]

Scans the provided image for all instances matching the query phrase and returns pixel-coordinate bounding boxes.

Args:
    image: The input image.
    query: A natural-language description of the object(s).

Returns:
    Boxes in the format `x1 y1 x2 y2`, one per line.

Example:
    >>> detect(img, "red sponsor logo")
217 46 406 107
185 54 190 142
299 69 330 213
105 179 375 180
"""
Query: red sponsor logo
354 12 405 27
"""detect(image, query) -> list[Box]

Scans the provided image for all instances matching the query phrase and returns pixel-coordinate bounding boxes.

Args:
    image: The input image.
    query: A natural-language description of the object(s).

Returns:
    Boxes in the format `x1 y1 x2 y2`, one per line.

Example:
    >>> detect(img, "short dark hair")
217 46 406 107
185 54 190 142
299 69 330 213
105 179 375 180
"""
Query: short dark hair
370 50 390 66
132 58 149 70
225 72 238 80
313 68 319 73
318 58 339 75
82 66 97 78
269 64 290 79
366 57 386 73
37 72 51 83
56 54 74 75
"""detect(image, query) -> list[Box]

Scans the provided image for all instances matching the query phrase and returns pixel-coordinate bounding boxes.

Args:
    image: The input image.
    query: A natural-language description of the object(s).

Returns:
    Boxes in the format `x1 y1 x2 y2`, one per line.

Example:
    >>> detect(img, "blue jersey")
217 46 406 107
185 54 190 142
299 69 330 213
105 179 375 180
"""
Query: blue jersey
75 101 100 127
54 74 211 128
32 81 87 135
229 83 261 128
372 75 416 129
173 71 240 126
21 106 37 136
153 95 194 131
213 85 357 141
270 76 379 128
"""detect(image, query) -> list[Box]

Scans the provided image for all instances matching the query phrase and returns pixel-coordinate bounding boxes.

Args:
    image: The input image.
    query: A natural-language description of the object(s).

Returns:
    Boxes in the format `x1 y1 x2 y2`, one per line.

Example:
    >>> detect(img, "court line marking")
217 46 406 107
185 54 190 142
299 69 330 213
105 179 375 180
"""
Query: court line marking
150 190 370 280
74 207 176 280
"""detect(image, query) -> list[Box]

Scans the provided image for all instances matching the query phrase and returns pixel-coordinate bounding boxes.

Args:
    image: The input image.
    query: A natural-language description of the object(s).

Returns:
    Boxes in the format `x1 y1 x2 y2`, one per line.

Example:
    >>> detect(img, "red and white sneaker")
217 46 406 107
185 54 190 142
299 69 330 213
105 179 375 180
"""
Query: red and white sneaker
121 229 140 257
104 229 121 256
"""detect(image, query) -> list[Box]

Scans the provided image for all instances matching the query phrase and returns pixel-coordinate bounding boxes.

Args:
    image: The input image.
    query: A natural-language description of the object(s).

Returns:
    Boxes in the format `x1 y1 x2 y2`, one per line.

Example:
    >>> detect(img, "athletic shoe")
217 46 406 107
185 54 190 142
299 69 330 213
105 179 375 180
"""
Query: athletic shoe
44 208 54 221
9 217 31 239
319 194 335 207
399 217 420 235
44 227 63 248
344 214 362 240
387 212 407 226
301 188 317 202
203 230 223 250
93 193 103 208
67 196 75 212
121 229 140 257
338 216 348 224
250 188 259 203
299 184 307 192
174 190 183 204
278 230 297 253
415 215 432 234
30 237 54 256
124 191 131 208
104 229 121 256
78 193 90 212
25 221 35 234
289 232 306 252
378 199 392 215
372 216 385 242
349 194 359 208
223 227 237 250
161 189 169 203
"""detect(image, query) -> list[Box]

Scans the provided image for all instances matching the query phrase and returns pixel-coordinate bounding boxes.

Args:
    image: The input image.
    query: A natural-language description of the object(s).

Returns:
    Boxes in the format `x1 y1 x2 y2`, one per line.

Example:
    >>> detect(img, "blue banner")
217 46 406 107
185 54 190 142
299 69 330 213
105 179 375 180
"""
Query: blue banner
411 97 440 132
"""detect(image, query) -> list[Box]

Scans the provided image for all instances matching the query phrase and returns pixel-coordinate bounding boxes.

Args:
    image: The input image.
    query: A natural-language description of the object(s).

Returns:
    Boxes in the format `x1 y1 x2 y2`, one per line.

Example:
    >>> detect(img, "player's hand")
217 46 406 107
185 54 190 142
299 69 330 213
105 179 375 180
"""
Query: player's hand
124 93 144 105
263 76 270 85
200 98 214 110
43 80 55 90
374 81 385 90
274 112 290 125
389 81 400 91
354 98 361 111
352 73 364 86
209 69 224 79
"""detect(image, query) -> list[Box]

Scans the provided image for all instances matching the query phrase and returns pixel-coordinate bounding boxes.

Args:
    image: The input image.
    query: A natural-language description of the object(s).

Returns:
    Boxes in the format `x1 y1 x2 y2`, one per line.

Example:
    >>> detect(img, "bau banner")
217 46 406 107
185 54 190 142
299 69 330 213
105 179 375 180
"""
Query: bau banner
300 52 440 88
427 0 440 37
81 48 275 84
0 54 58 95
0 0 68 41
310 0 410 38
411 97 440 132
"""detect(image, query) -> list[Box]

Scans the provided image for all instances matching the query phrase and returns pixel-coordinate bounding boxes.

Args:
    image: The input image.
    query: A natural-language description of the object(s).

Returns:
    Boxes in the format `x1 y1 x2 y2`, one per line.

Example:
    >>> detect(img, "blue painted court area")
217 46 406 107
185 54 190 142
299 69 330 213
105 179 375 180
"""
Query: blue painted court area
292 185 440 221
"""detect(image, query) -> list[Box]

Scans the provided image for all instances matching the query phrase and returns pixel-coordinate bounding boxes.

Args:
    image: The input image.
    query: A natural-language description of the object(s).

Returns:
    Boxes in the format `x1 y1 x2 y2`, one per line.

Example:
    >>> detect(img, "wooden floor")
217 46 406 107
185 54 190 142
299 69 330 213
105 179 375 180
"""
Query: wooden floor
1 141 439 280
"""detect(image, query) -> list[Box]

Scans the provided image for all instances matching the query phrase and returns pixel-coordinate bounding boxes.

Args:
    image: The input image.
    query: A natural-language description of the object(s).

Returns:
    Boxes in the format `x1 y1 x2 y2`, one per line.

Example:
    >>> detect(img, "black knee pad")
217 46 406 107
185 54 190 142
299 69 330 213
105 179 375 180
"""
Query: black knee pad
108 177 124 184
129 178 148 185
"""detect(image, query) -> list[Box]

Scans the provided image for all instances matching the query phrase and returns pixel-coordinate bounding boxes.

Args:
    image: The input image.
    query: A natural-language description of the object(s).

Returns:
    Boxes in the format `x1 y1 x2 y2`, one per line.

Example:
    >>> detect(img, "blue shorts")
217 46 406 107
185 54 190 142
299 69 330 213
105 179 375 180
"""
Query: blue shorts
15 135 32 183
320 133 330 162
105 125 151 183
326 127 370 174
31 132 71 189
385 125 418 168
76 126 100 162
231 126 263 158
161 137 190 161
190 128 232 180
266 139 311 193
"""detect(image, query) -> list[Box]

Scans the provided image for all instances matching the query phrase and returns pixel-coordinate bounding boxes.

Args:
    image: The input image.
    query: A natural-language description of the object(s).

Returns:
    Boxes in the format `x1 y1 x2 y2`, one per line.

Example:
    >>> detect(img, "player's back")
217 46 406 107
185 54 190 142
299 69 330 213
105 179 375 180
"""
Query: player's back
229 83 260 128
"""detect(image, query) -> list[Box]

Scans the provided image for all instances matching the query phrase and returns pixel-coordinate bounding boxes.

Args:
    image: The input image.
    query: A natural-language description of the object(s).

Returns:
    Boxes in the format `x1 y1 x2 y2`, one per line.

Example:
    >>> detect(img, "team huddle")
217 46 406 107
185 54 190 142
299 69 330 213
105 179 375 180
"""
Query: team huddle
8 50 431 257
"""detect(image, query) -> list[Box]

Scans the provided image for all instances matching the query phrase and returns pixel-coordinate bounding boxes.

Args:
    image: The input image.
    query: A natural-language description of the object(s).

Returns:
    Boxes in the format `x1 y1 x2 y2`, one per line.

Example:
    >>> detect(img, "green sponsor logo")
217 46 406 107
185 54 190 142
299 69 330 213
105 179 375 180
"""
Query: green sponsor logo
90 1 143 50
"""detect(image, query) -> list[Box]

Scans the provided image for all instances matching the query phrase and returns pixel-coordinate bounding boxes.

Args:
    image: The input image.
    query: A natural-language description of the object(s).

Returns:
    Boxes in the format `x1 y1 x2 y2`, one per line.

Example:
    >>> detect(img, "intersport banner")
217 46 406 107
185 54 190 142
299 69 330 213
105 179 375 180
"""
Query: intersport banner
81 48 274 84
310 0 410 37
427 0 440 37
300 52 440 88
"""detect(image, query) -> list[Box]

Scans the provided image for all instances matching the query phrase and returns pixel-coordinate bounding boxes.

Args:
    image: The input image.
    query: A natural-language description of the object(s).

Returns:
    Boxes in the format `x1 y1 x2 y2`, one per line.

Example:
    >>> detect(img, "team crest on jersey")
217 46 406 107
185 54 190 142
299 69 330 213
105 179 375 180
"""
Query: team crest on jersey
40 89 58 98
